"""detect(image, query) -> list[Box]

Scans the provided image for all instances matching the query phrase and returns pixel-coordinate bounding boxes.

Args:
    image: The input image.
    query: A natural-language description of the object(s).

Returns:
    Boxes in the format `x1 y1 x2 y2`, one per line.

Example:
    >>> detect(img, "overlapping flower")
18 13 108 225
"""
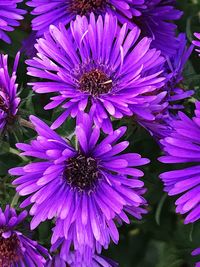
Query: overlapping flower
0 53 20 134
131 0 182 56
0 0 25 43
47 249 118 267
159 101 200 223
0 205 48 266
139 33 194 140
27 0 181 57
27 0 146 37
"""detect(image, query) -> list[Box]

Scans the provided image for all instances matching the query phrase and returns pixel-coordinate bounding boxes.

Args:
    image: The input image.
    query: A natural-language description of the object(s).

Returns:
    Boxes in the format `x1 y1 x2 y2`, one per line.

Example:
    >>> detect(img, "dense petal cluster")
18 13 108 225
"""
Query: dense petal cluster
164 34 193 109
48 249 118 267
131 0 182 56
27 0 181 56
27 0 146 36
9 113 149 259
0 205 48 266
139 34 193 140
27 14 165 133
45 255 66 267
0 53 20 133
159 102 200 223
193 33 200 56
0 0 25 43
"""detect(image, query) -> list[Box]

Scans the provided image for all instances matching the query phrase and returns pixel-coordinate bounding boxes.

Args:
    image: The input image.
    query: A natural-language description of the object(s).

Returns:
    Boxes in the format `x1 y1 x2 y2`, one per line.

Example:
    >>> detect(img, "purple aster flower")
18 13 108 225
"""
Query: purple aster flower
27 0 181 56
164 33 193 109
0 205 48 266
0 0 25 43
45 255 66 267
193 33 200 56
27 14 165 133
131 0 182 56
192 248 200 267
139 34 194 140
9 112 149 257
27 0 146 37
46 250 118 267
0 53 20 134
159 101 200 223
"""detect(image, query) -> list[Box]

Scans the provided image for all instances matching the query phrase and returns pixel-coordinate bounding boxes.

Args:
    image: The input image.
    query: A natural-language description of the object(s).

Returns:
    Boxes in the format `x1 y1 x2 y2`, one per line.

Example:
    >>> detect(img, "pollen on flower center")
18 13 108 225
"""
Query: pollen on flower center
79 69 113 96
0 229 21 265
69 0 106 15
64 154 99 191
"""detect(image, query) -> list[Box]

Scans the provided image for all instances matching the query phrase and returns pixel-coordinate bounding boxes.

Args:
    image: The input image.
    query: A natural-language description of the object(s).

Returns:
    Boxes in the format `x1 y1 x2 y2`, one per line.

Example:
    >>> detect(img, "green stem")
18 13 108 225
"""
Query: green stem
11 192 20 208
9 147 29 162
19 118 35 130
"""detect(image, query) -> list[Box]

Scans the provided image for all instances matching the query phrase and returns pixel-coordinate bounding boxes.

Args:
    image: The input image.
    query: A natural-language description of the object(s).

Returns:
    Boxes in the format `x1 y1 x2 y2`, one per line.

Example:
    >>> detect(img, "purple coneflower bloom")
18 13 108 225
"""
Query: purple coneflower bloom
27 14 165 133
0 205 48 266
193 33 200 56
159 101 200 223
9 112 149 257
0 53 20 133
0 0 25 43
192 248 200 267
27 0 146 36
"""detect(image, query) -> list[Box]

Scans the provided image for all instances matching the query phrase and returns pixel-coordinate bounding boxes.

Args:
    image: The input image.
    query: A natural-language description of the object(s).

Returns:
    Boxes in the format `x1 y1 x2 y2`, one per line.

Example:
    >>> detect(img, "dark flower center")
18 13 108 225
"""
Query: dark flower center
0 95 15 125
0 228 21 266
64 154 99 191
79 69 112 96
0 96 9 113
69 0 106 15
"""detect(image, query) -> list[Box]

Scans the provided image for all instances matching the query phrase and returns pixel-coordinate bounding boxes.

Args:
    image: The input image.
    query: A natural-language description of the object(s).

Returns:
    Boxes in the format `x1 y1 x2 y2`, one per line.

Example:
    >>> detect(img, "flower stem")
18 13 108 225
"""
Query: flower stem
19 118 35 129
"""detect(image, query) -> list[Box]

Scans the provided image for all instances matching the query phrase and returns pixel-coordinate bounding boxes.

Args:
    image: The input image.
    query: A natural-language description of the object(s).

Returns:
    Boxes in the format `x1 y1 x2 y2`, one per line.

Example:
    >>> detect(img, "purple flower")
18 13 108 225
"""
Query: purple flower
21 32 38 58
0 205 48 266
27 0 181 56
9 112 149 257
139 34 194 140
27 14 165 133
0 0 25 43
46 250 118 267
0 53 20 134
27 0 146 36
131 0 182 56
192 248 200 267
159 101 200 223
45 255 66 267
193 33 200 56
164 33 193 109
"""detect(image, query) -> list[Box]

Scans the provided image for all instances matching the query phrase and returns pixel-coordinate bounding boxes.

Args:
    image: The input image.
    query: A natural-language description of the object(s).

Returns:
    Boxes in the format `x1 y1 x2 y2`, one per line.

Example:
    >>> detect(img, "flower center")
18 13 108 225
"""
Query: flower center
64 154 99 191
0 229 21 265
79 69 112 96
69 0 106 15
